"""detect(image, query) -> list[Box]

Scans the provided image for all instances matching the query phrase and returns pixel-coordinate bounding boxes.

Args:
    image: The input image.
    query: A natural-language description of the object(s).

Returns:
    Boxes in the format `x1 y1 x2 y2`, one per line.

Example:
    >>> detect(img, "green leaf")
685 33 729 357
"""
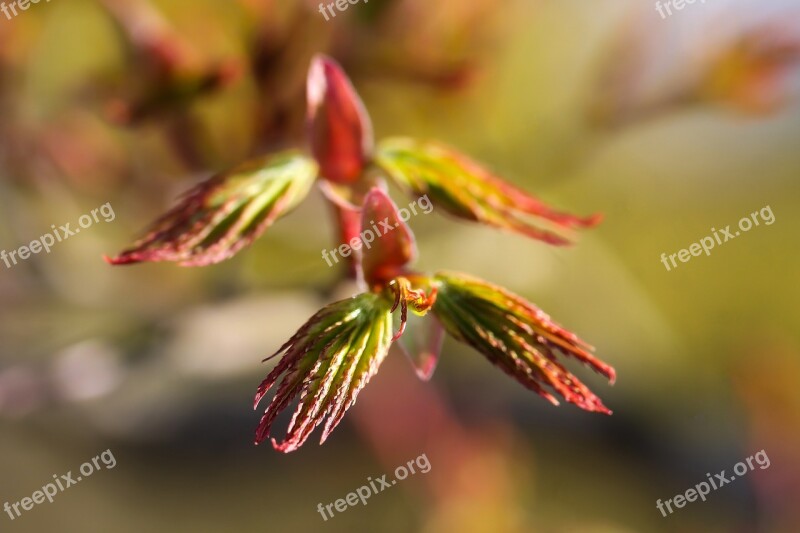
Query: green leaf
375 138 601 245
254 292 393 452
432 272 615 413
107 151 317 266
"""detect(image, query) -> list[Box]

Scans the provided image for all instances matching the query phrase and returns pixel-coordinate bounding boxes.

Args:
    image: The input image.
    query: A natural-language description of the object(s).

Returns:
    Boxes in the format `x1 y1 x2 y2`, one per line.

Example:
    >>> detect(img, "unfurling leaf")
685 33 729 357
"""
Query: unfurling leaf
360 187 417 287
375 138 601 245
106 151 317 266
432 272 615 413
307 54 374 184
254 293 393 452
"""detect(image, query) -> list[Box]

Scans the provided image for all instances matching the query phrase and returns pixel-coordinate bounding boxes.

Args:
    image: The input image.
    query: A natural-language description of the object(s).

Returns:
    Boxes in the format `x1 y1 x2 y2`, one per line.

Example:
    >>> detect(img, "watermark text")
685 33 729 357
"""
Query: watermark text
317 453 431 521
1 202 115 269
322 195 432 267
660 205 774 271
656 449 770 517
4 449 117 521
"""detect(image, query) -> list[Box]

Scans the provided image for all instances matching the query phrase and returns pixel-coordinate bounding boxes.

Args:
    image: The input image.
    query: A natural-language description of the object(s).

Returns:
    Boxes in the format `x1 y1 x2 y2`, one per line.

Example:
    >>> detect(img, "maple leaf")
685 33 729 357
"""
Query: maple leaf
432 272 615 413
106 151 317 266
254 293 393 452
374 138 601 245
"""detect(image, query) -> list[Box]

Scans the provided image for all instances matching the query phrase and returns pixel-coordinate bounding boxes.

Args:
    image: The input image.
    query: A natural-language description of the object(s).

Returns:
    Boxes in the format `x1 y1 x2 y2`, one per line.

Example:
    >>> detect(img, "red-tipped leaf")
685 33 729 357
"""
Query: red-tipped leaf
375 138 602 245
107 151 317 266
431 272 615 413
254 293 393 452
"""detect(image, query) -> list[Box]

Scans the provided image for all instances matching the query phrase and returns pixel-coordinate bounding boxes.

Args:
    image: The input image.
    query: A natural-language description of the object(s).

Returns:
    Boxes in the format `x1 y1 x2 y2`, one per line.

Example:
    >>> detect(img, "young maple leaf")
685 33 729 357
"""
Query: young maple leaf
108 54 598 266
432 272 615 413
253 188 614 452
374 138 602 245
106 152 317 266
254 292 394 453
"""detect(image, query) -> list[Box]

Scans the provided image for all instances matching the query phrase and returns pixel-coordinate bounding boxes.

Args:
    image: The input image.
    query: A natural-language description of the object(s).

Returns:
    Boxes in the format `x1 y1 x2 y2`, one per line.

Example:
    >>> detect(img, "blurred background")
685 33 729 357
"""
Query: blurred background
1 0 799 531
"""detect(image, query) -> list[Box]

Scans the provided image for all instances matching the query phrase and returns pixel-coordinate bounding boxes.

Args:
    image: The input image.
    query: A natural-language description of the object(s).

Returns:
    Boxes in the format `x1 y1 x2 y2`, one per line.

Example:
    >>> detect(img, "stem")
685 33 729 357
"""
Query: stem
330 202 361 279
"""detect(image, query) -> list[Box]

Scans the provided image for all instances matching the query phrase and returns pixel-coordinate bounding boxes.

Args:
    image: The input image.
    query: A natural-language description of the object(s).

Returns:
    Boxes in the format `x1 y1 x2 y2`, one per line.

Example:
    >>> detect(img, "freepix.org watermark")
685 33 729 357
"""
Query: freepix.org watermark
1 0 53 21
317 0 368 22
660 205 774 272
655 0 710 20
656 449 770 517
322 195 433 267
4 449 117 521
1 202 115 270
317 453 431 521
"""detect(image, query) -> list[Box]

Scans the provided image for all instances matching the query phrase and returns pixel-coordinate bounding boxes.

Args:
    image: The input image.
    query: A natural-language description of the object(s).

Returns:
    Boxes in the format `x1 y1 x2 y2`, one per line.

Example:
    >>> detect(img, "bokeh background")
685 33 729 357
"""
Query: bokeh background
1 0 799 531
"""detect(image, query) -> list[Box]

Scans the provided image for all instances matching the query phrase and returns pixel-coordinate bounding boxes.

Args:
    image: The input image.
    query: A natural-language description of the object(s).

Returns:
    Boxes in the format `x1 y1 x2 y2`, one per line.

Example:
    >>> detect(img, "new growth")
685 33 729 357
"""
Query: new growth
321 195 433 267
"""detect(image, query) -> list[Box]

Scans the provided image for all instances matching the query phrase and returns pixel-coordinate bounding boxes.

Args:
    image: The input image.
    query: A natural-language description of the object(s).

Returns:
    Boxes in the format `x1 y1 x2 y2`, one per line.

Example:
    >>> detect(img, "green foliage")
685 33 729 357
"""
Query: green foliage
375 137 602 245
107 151 317 266
254 292 393 452
433 272 615 413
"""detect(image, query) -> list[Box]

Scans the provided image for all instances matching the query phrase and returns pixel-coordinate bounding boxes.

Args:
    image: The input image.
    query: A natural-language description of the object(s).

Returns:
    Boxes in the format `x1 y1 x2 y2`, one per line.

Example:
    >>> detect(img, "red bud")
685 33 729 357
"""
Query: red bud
307 55 374 184
360 188 417 287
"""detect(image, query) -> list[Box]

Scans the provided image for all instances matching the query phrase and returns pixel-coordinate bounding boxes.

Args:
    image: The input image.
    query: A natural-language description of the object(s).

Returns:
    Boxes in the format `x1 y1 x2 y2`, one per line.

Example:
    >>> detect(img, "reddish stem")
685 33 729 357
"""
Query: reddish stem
329 202 361 279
